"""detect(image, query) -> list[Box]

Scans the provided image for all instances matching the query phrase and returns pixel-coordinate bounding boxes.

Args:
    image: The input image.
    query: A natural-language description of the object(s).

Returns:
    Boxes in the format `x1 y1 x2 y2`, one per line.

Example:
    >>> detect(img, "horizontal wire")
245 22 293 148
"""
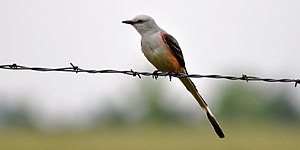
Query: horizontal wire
0 63 299 87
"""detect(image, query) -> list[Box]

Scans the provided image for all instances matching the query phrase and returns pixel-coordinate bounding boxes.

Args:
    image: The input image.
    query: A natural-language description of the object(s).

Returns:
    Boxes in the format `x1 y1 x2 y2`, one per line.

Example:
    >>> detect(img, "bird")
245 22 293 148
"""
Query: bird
122 14 225 138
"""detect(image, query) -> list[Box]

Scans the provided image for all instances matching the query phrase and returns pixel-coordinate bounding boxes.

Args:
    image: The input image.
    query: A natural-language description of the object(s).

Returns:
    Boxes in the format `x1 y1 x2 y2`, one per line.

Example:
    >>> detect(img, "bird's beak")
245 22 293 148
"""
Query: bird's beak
122 20 134 25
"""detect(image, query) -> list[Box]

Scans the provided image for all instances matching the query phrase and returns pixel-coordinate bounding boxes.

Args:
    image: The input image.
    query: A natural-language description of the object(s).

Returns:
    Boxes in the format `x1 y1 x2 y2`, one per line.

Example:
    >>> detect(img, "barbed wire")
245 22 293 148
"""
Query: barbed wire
0 63 299 87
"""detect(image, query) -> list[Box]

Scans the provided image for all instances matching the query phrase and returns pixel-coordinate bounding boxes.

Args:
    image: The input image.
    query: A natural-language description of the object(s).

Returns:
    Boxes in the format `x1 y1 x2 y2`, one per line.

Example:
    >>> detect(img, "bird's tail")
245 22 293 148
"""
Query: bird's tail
179 76 225 138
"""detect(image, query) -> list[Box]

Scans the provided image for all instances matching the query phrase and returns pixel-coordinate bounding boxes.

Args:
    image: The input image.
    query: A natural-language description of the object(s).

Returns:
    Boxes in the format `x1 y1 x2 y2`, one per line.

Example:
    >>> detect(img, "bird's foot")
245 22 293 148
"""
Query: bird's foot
166 71 179 81
152 70 160 80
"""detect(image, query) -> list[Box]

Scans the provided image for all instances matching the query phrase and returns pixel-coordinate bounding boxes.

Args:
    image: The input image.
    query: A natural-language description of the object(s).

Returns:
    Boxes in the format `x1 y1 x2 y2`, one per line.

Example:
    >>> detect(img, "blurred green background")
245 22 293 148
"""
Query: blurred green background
1 0 300 149
0 79 299 150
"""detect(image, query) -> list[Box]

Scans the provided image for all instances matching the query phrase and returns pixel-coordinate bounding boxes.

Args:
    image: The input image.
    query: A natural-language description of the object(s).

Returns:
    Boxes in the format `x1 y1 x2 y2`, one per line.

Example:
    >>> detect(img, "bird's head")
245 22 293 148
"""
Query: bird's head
122 14 159 36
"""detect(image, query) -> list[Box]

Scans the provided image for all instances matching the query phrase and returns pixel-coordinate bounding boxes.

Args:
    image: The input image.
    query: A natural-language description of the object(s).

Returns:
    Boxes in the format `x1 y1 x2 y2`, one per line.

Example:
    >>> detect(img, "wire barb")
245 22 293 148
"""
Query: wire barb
295 80 300 87
9 63 17 69
0 63 299 87
130 69 141 79
241 74 249 82
70 63 79 73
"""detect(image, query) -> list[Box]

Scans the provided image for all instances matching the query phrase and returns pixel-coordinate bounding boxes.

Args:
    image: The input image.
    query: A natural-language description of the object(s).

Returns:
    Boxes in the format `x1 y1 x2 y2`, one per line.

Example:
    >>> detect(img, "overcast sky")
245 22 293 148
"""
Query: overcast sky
0 0 299 128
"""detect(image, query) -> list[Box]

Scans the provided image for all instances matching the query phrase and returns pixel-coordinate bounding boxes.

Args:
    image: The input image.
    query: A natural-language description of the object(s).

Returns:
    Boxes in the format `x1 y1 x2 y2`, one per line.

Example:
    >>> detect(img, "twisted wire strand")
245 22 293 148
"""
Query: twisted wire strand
0 63 299 87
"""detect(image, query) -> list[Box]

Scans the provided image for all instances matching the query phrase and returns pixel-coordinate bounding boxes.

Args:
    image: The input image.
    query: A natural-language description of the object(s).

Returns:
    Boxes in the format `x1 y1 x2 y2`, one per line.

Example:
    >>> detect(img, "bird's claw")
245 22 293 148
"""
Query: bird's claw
152 70 160 80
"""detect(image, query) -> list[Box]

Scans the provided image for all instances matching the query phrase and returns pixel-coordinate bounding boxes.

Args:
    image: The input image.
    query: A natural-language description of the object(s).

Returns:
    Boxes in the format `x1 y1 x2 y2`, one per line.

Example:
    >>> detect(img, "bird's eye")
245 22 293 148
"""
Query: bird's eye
136 19 143 23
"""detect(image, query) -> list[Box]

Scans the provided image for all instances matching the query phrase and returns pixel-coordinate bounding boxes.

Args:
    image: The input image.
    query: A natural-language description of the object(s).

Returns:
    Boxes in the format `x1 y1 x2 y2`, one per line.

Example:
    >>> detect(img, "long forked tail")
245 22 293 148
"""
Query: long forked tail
179 77 225 138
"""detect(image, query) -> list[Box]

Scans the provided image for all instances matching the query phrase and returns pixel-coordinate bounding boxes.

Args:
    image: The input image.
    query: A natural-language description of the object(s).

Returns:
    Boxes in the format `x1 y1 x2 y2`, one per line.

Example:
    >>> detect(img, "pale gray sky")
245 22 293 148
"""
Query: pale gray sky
0 0 299 129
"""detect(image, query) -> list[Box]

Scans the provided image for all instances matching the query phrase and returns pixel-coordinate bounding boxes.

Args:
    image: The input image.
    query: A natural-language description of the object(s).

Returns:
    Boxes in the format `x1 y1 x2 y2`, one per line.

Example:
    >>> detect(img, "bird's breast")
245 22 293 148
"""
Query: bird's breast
141 33 181 72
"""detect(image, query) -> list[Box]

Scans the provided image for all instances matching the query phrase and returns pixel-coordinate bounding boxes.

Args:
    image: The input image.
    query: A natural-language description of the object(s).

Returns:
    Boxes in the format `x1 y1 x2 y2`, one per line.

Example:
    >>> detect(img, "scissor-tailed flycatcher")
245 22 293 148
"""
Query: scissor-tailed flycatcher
122 15 225 138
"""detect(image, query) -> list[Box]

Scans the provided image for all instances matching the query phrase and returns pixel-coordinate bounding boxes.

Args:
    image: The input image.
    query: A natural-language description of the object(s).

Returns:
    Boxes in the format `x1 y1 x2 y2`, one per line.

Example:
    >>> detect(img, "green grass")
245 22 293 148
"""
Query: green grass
0 123 299 150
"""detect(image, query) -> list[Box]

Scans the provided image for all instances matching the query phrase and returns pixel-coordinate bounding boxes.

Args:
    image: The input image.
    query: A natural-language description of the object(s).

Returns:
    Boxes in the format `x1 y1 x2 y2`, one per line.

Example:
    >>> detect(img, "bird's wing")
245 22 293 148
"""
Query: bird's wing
161 34 186 69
